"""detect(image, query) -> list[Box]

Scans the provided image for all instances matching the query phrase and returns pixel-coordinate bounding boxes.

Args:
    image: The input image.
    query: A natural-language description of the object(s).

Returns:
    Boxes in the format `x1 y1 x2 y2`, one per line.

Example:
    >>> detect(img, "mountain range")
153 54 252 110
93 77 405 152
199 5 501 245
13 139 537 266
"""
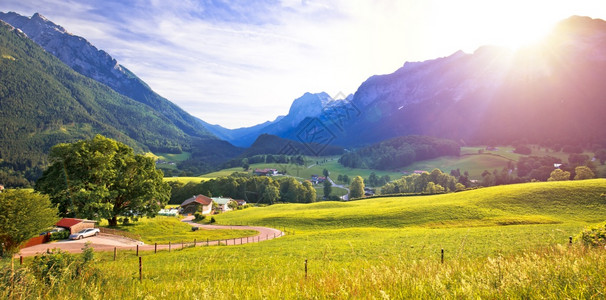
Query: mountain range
204 15 606 149
1 12 606 186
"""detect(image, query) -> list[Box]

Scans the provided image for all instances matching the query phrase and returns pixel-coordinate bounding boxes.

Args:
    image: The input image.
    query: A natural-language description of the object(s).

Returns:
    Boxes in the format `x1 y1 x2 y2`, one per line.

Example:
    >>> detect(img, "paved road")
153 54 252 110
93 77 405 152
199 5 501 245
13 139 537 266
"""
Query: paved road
328 176 350 200
17 217 284 257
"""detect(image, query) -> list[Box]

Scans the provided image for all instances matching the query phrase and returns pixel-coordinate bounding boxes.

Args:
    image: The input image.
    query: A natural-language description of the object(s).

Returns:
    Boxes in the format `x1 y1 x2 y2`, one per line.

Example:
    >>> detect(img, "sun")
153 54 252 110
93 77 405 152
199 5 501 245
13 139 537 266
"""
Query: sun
489 18 555 50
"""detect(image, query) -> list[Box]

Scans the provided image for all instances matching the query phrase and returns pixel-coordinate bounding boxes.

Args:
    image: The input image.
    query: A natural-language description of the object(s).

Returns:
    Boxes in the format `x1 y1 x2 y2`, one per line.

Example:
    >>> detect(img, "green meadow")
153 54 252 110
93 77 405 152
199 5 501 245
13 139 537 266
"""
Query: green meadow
99 216 258 244
4 179 606 299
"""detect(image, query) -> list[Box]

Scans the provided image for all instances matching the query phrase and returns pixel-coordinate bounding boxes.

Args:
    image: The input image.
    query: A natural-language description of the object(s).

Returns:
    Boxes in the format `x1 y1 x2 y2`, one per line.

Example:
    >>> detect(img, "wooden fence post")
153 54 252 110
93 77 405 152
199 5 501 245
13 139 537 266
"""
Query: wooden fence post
569 236 573 245
136 244 139 257
114 247 116 261
154 243 157 253
139 256 142 282
169 241 171 252
181 241 184 249
194 239 196 247
305 259 308 279
441 249 444 264
19 256 22 265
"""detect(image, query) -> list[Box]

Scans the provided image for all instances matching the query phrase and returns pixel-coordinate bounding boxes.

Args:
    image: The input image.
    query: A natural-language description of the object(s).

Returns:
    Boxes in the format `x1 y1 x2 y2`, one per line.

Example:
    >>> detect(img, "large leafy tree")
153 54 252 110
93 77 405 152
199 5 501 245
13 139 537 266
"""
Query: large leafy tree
547 169 571 181
36 135 170 226
574 166 595 180
0 190 57 256
349 176 365 199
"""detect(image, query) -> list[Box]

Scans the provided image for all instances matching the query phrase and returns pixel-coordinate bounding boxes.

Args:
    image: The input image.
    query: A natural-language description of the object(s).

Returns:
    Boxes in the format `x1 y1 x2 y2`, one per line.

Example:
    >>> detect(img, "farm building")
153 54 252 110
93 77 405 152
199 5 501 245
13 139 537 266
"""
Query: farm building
212 197 236 212
180 195 213 215
55 218 97 234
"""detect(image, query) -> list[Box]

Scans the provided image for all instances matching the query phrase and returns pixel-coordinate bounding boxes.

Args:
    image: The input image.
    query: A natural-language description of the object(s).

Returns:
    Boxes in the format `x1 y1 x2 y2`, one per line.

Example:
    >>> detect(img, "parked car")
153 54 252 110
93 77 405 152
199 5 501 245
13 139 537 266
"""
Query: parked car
69 228 100 240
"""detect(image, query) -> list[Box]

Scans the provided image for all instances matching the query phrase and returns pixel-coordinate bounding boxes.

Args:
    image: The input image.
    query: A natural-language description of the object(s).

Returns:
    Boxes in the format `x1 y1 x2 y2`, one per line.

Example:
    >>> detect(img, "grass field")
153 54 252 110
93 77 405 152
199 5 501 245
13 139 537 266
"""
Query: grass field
6 179 606 299
195 145 601 185
99 216 258 244
163 176 211 184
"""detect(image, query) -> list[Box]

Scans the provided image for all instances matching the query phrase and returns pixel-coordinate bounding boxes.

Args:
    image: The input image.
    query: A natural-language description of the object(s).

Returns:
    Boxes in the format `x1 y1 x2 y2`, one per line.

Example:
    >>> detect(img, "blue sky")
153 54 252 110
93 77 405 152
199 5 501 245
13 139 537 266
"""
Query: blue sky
2 0 606 128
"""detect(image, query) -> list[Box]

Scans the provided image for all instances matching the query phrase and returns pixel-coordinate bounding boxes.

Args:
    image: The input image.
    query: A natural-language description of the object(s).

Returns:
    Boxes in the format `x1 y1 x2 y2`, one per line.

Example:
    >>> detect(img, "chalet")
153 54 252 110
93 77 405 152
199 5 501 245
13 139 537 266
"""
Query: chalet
310 175 327 184
253 168 278 176
235 199 247 206
212 197 235 212
180 195 213 215
364 187 376 197
554 163 563 169
55 218 97 234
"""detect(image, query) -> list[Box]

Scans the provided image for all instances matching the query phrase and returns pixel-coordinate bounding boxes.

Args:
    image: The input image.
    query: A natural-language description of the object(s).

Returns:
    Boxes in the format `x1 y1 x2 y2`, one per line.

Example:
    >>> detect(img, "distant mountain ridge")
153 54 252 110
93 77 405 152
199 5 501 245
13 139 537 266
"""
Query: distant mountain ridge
201 92 353 147
0 20 192 184
0 11 217 140
205 15 606 150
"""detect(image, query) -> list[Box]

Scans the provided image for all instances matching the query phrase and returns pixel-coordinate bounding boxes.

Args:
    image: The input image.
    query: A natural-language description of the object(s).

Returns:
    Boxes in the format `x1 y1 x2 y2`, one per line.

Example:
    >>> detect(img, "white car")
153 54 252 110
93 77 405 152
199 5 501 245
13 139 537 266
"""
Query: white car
69 228 100 240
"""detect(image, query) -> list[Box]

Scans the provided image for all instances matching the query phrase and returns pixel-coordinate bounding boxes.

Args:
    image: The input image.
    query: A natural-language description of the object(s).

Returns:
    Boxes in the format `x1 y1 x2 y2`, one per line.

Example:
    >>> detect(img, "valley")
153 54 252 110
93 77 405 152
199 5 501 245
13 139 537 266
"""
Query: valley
1 7 606 299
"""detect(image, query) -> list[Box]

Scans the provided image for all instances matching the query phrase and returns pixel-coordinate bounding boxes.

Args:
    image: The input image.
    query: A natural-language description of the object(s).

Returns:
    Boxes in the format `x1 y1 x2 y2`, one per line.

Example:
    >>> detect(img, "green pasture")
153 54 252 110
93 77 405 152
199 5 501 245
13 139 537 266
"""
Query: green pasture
163 176 211 184
100 216 257 244
9 179 606 299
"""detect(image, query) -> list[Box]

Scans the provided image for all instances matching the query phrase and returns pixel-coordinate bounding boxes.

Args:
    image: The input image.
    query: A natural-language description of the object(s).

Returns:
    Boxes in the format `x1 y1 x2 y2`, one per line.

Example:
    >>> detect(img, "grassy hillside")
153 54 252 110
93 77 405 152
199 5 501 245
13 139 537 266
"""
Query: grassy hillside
7 179 606 298
213 179 606 230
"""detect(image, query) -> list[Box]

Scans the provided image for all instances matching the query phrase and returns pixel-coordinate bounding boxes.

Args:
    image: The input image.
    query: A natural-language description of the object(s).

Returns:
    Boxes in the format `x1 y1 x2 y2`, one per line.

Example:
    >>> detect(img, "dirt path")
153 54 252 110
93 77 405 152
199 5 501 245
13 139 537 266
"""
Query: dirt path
17 217 284 257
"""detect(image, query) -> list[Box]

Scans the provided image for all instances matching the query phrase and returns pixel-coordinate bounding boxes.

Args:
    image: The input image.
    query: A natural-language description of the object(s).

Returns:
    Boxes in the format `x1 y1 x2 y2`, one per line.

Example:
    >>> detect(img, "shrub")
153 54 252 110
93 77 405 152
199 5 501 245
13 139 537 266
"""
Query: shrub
30 244 96 285
193 212 205 222
50 230 69 241
210 217 216 224
577 222 606 247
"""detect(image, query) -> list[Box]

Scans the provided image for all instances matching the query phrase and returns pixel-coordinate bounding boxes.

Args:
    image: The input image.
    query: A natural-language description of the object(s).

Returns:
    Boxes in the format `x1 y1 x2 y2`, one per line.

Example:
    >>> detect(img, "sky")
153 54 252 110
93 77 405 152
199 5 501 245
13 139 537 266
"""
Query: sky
1 1 606 129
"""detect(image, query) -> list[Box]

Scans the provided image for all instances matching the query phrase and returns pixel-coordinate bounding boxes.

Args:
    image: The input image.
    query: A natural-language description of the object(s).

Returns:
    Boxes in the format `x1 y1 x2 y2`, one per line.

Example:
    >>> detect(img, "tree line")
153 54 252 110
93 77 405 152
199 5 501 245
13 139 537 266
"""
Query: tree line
169 173 316 205
339 135 460 170
381 169 465 195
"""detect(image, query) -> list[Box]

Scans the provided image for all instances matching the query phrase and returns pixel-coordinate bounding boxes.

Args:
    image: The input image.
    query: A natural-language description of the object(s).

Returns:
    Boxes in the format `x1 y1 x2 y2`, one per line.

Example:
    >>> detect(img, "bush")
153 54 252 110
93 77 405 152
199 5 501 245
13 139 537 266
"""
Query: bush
193 212 205 222
30 244 96 285
210 217 216 224
50 230 70 241
577 222 606 247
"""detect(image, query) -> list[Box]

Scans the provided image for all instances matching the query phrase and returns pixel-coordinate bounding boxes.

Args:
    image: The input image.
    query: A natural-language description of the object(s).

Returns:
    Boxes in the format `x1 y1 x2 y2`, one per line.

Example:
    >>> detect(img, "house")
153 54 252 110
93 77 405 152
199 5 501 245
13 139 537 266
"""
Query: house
413 170 427 174
310 175 327 184
180 195 213 215
235 199 247 206
212 197 235 212
0 184 4 192
55 218 97 234
253 168 278 176
554 163 563 169
364 187 376 197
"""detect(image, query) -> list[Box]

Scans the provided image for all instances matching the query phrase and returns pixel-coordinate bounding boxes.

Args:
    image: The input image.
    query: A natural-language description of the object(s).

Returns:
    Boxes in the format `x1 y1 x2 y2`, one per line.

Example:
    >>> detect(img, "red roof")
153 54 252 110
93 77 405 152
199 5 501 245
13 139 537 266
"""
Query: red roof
194 195 213 205
55 218 84 228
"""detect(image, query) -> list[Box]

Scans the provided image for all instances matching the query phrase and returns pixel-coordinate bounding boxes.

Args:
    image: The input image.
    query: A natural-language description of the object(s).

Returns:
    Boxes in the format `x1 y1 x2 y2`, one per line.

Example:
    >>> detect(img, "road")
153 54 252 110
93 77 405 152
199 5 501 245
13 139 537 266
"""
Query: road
17 217 284 257
328 176 350 200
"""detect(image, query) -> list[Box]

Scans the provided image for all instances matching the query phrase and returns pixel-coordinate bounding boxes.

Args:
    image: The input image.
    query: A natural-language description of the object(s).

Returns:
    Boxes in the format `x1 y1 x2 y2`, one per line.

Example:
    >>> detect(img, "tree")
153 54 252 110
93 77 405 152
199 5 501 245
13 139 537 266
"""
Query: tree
547 169 571 181
241 158 250 171
349 176 365 199
302 181 316 203
36 135 170 226
322 168 330 178
323 179 332 199
0 190 57 256
594 149 606 165
574 166 595 180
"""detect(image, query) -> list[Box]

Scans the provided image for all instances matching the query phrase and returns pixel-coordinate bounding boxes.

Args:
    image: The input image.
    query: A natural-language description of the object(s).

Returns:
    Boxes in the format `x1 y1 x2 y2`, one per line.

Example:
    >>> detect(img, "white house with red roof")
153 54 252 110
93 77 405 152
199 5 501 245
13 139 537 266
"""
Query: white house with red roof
180 195 213 215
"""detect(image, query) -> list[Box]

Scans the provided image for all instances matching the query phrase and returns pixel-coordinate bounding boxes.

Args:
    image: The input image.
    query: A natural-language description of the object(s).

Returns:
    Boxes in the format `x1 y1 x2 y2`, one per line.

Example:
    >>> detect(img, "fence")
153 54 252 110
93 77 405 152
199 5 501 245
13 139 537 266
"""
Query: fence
20 234 49 249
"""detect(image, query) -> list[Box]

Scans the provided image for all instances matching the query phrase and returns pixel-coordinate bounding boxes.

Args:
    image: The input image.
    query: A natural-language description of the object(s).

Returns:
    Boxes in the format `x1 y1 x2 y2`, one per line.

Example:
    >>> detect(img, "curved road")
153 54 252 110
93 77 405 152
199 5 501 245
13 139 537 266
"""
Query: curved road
17 217 283 257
